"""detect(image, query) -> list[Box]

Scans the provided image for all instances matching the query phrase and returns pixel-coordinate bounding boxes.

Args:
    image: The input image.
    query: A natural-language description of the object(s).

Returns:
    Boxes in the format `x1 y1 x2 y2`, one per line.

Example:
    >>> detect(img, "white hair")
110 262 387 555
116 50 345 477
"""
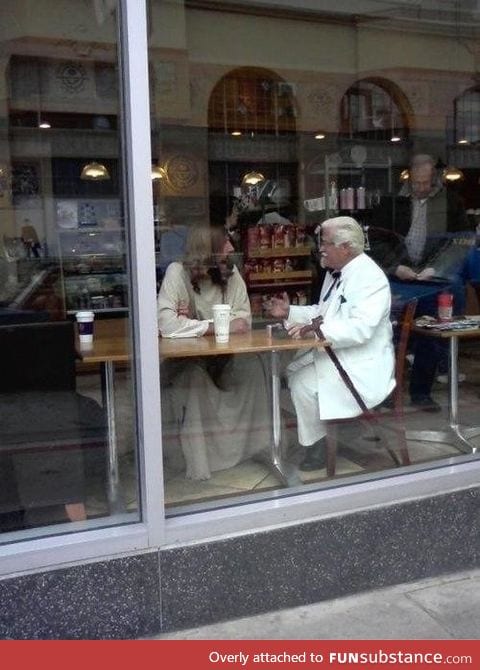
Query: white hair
410 154 436 170
320 216 365 255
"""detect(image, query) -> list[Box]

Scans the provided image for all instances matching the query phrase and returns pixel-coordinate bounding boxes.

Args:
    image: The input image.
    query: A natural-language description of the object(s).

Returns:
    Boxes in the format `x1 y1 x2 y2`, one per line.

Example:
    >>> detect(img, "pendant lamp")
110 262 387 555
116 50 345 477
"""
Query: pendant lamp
242 170 265 186
80 161 110 181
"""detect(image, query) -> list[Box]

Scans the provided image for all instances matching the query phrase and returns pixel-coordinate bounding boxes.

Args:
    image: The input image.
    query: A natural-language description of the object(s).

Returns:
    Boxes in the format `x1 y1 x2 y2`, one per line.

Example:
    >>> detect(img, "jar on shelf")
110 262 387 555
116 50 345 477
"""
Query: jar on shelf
296 290 307 305
284 226 295 248
247 226 259 253
273 225 285 248
250 294 263 316
295 225 306 247
258 223 272 249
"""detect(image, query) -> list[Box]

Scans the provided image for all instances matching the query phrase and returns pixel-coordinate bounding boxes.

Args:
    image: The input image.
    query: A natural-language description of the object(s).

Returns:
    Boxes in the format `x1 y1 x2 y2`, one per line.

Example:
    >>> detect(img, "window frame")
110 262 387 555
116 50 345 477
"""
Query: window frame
1 0 480 578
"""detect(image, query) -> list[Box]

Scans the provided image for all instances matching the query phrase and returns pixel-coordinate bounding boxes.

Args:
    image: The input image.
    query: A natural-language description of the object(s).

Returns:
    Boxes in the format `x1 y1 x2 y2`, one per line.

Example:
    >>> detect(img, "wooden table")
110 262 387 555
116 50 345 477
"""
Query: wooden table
77 319 327 509
408 321 480 454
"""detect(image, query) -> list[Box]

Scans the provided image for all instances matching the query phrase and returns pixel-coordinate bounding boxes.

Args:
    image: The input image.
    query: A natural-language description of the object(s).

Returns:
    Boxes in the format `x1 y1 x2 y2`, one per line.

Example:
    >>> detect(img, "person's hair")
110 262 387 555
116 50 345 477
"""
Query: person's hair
184 225 225 266
183 224 232 291
321 216 365 256
410 154 436 171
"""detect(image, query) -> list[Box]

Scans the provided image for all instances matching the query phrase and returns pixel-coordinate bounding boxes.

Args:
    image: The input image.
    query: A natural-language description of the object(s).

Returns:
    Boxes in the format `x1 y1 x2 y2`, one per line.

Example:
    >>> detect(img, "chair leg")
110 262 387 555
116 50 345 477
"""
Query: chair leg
394 407 411 466
326 424 337 478
65 502 87 522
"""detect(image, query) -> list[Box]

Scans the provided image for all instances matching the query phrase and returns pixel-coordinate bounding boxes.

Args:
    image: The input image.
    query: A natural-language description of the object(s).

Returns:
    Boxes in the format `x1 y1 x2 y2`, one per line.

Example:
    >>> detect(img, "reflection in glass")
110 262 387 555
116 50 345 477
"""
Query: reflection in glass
148 0 480 516
0 1 139 541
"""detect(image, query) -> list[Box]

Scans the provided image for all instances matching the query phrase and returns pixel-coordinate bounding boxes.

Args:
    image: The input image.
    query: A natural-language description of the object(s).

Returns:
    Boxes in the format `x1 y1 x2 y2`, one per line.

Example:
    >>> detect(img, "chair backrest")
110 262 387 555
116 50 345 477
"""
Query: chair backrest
0 320 76 392
391 299 418 407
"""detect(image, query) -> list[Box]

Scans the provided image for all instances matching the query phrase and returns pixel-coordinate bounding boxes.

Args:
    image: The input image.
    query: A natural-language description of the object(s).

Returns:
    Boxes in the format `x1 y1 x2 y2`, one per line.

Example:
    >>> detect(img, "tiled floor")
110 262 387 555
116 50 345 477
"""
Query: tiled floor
4 350 478 533
74 348 480 518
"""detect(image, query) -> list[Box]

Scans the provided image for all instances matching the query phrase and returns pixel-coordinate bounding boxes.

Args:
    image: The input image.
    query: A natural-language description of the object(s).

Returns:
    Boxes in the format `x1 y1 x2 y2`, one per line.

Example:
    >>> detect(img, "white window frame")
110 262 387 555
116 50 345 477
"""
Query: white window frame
1 0 480 579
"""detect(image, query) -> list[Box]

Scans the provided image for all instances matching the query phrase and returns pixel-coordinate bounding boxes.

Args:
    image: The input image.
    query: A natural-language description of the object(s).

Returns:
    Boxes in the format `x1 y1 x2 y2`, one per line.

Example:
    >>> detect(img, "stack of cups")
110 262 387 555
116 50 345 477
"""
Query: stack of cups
212 304 231 343
76 310 95 344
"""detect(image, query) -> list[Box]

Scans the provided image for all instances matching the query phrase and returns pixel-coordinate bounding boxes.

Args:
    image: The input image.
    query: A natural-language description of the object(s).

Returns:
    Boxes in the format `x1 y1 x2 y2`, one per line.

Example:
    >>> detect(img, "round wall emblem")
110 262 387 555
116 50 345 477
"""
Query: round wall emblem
56 62 87 93
164 154 199 191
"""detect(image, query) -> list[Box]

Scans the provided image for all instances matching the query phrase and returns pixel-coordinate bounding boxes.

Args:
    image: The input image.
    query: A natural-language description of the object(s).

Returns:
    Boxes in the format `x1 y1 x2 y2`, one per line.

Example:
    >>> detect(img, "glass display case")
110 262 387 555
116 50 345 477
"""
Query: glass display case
56 198 128 315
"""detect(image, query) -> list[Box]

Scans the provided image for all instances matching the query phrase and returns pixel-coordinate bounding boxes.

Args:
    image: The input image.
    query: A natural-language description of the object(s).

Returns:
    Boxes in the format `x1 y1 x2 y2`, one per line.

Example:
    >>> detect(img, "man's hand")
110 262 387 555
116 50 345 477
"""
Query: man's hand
229 317 249 334
176 300 192 317
416 267 436 281
286 323 315 340
266 292 290 319
395 265 417 281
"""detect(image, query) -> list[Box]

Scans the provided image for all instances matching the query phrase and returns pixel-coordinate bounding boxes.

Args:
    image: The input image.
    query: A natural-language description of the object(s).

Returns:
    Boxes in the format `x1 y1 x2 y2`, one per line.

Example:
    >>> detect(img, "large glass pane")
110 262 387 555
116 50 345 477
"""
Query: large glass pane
0 0 140 541
150 0 480 515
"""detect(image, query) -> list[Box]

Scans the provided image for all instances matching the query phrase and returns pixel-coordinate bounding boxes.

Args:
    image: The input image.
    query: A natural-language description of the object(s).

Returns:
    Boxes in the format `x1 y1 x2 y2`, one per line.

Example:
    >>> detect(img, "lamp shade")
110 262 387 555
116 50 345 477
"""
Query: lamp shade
242 170 265 186
442 166 464 182
80 161 110 181
151 165 167 181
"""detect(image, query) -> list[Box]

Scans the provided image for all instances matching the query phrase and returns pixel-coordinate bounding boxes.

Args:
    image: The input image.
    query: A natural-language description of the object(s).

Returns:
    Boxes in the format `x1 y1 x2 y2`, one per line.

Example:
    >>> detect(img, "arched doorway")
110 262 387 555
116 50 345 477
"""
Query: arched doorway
339 77 412 143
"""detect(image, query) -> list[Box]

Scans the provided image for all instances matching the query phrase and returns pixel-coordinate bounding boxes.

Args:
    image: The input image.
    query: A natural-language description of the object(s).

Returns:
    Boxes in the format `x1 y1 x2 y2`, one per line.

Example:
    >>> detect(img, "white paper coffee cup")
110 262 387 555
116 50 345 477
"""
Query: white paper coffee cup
212 304 231 344
76 310 95 343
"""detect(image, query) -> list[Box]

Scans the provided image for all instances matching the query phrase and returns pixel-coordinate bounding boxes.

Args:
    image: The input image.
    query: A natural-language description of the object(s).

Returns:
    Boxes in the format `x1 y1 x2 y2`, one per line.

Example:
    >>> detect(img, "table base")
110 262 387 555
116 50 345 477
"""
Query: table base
406 426 480 454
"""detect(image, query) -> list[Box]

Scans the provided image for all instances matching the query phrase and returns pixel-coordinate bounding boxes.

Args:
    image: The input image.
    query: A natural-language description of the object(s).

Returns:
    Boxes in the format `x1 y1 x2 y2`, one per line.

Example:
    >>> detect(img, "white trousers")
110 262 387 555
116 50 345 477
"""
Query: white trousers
287 363 326 447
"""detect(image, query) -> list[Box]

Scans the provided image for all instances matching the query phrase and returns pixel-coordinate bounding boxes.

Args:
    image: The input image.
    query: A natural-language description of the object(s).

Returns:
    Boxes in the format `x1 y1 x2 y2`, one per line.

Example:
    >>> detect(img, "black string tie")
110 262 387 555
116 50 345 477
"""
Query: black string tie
323 270 341 302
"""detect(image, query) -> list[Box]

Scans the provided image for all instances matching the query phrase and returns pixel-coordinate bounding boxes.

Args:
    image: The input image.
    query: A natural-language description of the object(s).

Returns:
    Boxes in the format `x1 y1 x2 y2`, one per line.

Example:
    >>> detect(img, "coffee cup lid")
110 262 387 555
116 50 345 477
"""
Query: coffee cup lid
76 310 95 319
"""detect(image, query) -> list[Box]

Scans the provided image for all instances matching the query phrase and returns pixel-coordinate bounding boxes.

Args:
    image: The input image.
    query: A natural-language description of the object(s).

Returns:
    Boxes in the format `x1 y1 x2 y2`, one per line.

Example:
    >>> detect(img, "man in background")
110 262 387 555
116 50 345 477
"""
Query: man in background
373 154 469 412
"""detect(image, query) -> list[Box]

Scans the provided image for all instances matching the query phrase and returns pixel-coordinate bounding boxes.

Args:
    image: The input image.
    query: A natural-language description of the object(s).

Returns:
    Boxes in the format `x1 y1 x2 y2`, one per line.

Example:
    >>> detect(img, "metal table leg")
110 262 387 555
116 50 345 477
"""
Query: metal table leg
268 349 301 487
101 361 126 512
406 335 480 453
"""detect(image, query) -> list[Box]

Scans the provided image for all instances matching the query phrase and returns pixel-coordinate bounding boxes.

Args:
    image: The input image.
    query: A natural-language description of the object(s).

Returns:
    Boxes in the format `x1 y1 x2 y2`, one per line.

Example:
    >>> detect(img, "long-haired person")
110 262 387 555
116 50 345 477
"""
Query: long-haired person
157 225 271 480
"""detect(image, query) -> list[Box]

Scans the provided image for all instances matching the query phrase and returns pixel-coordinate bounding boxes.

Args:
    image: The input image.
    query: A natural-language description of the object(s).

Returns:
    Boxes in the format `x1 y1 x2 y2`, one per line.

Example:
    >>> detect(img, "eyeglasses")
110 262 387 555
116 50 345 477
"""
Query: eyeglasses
320 240 336 247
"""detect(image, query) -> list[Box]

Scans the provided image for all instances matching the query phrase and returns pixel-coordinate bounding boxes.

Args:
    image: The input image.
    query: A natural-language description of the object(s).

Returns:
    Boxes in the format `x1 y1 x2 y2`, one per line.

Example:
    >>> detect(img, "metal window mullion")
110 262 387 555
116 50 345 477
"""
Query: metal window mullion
118 0 165 546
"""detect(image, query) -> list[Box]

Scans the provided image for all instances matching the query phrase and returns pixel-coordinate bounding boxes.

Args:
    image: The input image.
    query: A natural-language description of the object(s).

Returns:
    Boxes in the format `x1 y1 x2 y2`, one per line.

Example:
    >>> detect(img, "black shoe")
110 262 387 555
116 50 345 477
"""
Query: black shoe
299 440 326 471
410 395 441 413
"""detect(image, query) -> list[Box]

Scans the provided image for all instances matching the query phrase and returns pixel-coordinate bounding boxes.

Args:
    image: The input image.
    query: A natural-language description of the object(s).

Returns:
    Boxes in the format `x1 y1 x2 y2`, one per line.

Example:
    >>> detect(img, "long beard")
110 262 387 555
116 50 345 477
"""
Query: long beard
208 256 234 286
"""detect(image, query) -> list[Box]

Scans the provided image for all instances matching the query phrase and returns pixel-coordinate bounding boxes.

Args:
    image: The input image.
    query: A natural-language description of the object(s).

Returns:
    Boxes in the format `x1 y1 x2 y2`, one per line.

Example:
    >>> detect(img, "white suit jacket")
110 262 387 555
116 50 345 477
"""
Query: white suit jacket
287 253 395 420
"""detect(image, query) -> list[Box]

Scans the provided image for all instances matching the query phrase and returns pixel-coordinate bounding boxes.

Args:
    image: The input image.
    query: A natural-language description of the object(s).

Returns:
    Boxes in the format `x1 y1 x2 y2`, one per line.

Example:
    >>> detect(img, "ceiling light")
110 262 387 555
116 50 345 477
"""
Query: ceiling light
242 171 265 186
399 169 410 182
80 161 110 181
231 131 242 136
458 138 469 145
390 135 401 143
314 132 326 140
38 120 51 129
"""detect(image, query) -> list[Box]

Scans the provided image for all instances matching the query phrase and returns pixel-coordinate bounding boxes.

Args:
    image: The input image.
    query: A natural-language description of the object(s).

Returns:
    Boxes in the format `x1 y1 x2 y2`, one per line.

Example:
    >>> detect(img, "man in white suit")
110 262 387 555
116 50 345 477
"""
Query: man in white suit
267 216 395 471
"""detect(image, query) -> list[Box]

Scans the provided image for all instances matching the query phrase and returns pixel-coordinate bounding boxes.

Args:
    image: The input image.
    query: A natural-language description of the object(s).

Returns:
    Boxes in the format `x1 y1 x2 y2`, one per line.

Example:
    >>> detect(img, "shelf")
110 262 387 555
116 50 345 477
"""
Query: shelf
249 280 312 290
58 227 123 233
249 270 312 282
248 246 312 258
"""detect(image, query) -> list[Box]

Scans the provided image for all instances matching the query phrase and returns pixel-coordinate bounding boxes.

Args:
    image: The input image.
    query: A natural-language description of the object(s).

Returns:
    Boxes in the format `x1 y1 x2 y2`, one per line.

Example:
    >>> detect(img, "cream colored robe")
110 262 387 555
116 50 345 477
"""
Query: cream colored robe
157 262 271 480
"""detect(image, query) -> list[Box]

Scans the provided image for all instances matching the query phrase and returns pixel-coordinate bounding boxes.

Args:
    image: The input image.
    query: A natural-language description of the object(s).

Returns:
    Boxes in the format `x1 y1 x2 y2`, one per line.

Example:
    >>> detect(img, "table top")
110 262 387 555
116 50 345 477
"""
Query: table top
413 316 480 340
77 318 326 364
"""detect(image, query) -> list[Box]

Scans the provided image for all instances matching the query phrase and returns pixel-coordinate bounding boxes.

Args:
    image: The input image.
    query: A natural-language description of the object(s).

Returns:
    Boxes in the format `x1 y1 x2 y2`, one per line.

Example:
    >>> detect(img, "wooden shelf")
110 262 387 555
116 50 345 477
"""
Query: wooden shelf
248 246 312 258
249 270 312 282
249 280 311 290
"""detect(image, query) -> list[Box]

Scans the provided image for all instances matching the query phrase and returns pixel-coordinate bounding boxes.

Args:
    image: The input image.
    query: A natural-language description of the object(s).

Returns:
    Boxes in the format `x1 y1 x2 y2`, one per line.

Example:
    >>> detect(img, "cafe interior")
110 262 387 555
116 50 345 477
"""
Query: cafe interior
1 0 480 540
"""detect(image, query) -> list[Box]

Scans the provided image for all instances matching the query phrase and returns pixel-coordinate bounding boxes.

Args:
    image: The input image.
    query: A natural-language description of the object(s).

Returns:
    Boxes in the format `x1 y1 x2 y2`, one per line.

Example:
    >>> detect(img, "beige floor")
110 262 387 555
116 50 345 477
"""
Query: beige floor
75 345 480 519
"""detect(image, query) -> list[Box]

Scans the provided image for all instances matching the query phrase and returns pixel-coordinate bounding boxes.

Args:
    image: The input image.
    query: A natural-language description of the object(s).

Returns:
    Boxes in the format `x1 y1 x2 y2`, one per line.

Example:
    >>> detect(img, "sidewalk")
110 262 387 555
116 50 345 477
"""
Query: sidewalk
150 568 480 640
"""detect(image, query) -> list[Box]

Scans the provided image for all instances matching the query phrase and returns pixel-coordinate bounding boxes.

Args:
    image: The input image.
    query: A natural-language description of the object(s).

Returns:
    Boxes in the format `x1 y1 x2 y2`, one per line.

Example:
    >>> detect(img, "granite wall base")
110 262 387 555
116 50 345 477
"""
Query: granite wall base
1 487 479 638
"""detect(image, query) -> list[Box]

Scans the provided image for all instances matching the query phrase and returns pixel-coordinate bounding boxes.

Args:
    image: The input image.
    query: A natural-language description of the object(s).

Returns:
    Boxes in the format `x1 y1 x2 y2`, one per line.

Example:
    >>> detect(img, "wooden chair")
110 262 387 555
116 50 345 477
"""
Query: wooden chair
323 299 417 477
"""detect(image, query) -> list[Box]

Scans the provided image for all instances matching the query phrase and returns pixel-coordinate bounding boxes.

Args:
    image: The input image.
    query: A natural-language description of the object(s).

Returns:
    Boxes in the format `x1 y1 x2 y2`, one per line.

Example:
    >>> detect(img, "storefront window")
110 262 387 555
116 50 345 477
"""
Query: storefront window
0 1 140 541
150 0 480 516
